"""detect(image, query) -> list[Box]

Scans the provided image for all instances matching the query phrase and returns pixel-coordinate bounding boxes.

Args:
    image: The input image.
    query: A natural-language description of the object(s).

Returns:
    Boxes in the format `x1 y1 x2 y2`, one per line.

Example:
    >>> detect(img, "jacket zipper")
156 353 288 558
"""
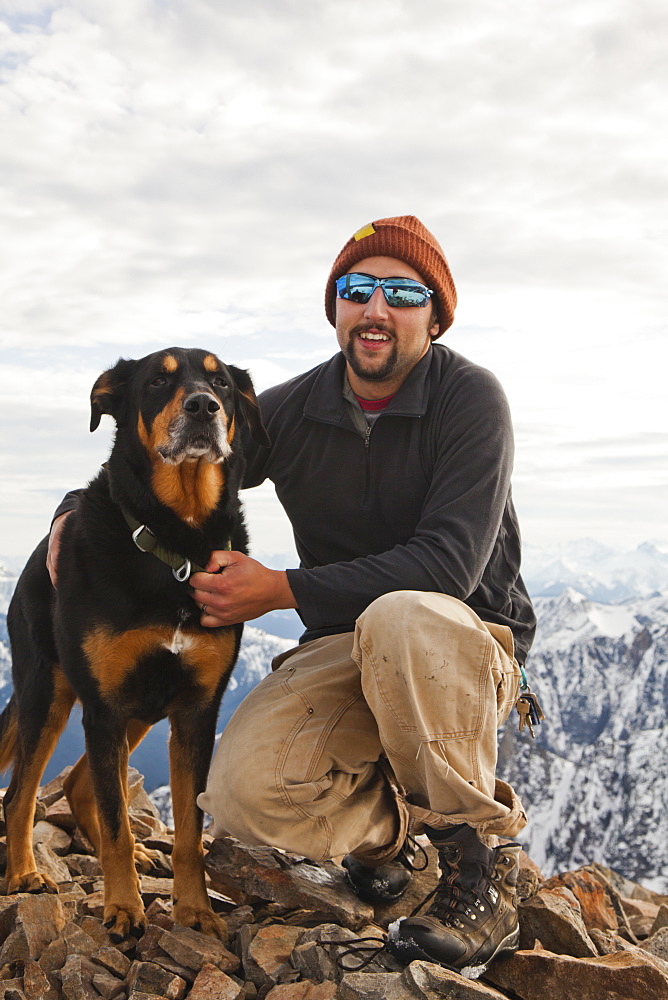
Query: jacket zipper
361 424 373 509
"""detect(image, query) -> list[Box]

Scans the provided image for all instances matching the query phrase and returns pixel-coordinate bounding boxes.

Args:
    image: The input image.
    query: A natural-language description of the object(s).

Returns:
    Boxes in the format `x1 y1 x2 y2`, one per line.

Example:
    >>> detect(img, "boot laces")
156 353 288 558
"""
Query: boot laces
396 831 429 872
414 845 496 928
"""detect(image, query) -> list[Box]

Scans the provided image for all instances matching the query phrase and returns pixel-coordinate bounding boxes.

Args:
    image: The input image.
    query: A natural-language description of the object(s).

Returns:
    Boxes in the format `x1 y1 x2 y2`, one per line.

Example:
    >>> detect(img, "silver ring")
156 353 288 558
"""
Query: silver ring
201 603 208 615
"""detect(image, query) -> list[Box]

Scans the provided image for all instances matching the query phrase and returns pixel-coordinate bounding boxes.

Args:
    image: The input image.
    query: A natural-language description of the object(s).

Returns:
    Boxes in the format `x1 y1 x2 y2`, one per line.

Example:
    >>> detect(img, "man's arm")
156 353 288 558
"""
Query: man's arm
46 512 72 587
46 488 83 586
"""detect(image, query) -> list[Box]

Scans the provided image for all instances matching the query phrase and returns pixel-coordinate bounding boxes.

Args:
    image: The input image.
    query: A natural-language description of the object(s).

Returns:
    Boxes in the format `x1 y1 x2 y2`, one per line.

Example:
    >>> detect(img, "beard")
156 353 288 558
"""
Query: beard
343 339 399 382
341 322 426 385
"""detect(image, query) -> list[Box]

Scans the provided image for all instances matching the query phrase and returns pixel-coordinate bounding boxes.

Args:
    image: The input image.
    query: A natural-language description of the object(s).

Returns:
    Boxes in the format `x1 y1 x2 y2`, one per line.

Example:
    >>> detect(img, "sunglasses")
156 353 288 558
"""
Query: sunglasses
336 272 433 308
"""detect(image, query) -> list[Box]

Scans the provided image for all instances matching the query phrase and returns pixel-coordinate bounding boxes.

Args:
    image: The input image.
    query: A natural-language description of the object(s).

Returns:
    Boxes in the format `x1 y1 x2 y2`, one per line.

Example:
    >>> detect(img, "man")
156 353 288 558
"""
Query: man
50 216 535 977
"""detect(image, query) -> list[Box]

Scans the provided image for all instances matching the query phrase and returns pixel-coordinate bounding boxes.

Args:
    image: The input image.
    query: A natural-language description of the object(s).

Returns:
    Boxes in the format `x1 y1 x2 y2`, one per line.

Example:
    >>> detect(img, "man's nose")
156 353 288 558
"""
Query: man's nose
363 286 389 319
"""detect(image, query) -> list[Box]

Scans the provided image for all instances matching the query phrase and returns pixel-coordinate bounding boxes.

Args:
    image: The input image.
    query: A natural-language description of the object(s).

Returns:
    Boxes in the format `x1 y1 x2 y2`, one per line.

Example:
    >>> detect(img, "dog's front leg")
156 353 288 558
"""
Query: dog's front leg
64 719 158 874
169 707 227 940
83 708 146 940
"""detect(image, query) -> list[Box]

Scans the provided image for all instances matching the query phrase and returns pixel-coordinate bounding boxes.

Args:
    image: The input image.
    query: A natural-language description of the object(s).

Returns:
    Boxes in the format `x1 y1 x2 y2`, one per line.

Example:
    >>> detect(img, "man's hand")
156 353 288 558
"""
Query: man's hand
190 551 298 627
46 512 71 587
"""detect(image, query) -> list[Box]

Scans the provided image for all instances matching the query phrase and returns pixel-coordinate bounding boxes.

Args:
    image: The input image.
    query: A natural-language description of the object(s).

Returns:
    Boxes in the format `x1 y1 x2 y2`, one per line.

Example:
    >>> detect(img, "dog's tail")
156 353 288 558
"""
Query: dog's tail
0 695 17 773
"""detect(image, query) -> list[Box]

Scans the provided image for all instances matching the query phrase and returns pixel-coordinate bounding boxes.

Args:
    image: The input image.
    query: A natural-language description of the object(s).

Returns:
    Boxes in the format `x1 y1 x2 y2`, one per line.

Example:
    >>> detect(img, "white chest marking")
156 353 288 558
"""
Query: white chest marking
162 626 196 655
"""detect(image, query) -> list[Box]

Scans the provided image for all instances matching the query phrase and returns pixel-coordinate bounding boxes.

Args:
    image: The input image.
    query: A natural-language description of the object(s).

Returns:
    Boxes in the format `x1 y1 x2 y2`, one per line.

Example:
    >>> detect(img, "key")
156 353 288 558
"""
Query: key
516 696 535 738
522 689 546 727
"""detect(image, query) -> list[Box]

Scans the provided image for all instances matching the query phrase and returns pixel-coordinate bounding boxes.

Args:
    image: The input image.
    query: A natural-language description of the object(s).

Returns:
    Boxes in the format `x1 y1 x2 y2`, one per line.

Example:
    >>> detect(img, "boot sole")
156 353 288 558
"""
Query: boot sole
388 920 520 980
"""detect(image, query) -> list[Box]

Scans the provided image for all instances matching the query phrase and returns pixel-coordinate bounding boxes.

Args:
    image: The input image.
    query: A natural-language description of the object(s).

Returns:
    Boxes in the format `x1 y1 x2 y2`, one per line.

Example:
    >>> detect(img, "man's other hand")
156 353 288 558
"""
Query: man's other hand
190 551 298 627
47 512 71 587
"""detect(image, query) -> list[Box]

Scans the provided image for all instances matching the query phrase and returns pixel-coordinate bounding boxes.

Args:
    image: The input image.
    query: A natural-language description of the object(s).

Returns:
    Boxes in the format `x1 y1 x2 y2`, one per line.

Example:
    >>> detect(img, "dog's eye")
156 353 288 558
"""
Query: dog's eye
151 376 167 387
212 377 228 388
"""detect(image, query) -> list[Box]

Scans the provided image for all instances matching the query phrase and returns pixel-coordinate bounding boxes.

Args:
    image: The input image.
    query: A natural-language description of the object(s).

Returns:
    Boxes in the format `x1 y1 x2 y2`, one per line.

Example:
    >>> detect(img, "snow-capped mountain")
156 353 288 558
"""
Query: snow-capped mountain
498 588 668 890
522 539 668 602
0 564 19 616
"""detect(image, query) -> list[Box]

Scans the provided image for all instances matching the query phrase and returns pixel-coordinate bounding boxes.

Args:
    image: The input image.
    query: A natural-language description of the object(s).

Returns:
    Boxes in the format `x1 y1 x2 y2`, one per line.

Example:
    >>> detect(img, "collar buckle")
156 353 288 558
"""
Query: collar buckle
132 524 156 553
172 559 192 583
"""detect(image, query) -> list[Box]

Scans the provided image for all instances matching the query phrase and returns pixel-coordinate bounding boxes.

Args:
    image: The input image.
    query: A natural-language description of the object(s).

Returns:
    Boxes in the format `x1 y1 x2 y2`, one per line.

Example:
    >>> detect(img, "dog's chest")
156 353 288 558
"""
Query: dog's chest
81 621 238 713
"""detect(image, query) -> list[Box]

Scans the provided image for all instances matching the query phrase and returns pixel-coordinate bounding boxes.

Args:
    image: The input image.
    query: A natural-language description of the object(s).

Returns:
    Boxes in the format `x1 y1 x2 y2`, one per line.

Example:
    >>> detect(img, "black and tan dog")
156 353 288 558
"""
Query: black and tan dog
0 347 268 940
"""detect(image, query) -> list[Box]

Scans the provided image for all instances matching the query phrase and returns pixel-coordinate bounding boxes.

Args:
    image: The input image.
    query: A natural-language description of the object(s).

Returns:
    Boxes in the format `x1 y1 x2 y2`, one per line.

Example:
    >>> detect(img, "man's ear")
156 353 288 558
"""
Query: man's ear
228 365 270 448
90 358 137 432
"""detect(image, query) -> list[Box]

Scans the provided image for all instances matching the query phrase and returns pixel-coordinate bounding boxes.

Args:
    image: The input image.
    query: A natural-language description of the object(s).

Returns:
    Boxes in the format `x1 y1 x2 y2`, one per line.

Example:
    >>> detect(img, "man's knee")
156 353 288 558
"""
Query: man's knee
358 590 425 632
198 738 282 843
357 590 476 638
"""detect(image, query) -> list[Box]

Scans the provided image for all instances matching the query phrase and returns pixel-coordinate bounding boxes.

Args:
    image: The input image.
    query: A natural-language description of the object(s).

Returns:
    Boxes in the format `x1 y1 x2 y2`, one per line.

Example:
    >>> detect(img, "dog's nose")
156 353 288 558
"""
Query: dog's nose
183 392 221 422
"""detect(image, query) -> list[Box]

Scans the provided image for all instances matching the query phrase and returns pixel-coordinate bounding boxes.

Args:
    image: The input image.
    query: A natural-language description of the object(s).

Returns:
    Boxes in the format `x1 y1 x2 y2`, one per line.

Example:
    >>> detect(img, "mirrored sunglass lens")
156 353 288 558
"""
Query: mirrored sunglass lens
338 275 375 303
385 283 426 306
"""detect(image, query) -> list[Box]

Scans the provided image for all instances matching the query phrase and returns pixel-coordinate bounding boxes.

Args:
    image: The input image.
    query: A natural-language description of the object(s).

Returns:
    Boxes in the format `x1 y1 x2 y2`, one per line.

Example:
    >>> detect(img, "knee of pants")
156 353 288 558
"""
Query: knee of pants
358 590 422 634
200 740 291 844
357 590 474 640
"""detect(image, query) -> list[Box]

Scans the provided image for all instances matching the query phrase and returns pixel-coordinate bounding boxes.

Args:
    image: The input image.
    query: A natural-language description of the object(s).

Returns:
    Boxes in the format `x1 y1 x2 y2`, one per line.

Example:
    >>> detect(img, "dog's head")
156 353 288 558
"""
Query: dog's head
90 347 269 463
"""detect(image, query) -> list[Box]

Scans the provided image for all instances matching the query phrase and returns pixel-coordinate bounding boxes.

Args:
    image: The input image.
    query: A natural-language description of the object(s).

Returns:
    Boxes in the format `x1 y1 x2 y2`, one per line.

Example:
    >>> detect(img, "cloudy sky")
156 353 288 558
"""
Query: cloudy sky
1 0 666 568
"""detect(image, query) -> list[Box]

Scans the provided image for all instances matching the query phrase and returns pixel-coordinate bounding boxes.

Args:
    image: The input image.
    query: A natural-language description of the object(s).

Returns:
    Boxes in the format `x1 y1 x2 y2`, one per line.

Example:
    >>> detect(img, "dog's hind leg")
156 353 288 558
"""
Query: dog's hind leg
82 710 149 940
3 669 76 894
168 706 227 940
0 695 18 772
64 718 156 872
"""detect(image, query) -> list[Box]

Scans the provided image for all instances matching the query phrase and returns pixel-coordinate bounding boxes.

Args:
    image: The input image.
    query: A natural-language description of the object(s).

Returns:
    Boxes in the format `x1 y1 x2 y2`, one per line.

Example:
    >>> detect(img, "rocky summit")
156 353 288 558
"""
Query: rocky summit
3 768 668 999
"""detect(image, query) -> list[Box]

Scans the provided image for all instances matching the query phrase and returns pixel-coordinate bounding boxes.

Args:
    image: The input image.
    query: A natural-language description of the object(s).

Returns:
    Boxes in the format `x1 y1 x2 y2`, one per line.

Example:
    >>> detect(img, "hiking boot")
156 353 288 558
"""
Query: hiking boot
342 835 428 904
387 824 521 979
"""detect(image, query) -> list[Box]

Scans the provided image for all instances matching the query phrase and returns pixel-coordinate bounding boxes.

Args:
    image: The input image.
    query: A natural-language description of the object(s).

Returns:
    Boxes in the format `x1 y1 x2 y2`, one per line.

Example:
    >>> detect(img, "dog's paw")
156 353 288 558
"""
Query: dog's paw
6 871 60 895
173 902 229 941
133 843 161 873
103 902 147 942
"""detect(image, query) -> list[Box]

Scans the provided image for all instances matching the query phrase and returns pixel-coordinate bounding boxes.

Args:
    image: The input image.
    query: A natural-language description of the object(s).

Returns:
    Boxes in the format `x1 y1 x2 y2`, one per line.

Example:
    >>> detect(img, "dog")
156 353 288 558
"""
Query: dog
0 347 269 941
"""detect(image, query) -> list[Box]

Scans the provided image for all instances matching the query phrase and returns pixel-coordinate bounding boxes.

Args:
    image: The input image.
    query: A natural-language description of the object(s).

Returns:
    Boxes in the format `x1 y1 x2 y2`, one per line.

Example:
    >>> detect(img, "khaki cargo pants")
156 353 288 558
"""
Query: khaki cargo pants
198 591 527 864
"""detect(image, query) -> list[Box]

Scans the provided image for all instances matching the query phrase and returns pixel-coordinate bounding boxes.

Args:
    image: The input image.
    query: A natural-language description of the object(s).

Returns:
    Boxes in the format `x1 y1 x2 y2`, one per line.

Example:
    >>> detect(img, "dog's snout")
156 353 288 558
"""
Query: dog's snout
183 392 221 422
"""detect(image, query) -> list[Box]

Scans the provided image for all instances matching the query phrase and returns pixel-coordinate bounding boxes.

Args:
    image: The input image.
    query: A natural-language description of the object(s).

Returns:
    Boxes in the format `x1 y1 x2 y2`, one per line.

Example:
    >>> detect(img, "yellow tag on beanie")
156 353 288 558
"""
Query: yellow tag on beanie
353 223 376 241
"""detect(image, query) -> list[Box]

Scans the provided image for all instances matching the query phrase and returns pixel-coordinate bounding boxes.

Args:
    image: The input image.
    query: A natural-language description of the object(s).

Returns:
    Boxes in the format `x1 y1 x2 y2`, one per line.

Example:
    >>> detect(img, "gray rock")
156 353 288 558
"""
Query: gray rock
642 925 668 963
403 959 509 997
243 923 305 987
91 969 126 999
59 953 103 1000
291 939 338 982
188 962 246 1000
158 924 240 974
0 893 67 963
92 944 132 978
337 971 417 1000
519 886 599 957
32 820 72 856
32 841 72 884
205 837 374 930
125 959 188 1000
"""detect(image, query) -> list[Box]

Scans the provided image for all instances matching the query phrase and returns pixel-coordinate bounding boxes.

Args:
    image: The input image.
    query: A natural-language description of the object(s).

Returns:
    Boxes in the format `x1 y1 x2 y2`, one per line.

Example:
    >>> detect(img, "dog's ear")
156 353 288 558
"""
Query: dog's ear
90 358 137 432
228 365 270 448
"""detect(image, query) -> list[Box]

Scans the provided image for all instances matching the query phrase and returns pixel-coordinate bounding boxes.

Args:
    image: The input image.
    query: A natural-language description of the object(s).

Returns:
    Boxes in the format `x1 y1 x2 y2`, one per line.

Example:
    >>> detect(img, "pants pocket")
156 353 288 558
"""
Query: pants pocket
485 622 521 726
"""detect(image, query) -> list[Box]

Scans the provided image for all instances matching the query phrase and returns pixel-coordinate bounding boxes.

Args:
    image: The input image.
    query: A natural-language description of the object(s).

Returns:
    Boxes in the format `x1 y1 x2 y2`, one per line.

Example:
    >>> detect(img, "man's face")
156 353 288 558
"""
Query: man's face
335 256 440 396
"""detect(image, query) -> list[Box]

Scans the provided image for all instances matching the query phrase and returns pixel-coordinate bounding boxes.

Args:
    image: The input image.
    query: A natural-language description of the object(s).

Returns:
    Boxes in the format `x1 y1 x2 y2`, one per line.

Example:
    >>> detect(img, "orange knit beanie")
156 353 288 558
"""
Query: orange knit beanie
325 216 457 336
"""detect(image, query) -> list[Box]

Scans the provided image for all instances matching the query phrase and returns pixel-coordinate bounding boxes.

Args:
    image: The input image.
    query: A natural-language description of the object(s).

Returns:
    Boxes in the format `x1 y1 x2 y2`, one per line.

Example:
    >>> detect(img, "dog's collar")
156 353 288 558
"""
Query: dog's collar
121 508 228 582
